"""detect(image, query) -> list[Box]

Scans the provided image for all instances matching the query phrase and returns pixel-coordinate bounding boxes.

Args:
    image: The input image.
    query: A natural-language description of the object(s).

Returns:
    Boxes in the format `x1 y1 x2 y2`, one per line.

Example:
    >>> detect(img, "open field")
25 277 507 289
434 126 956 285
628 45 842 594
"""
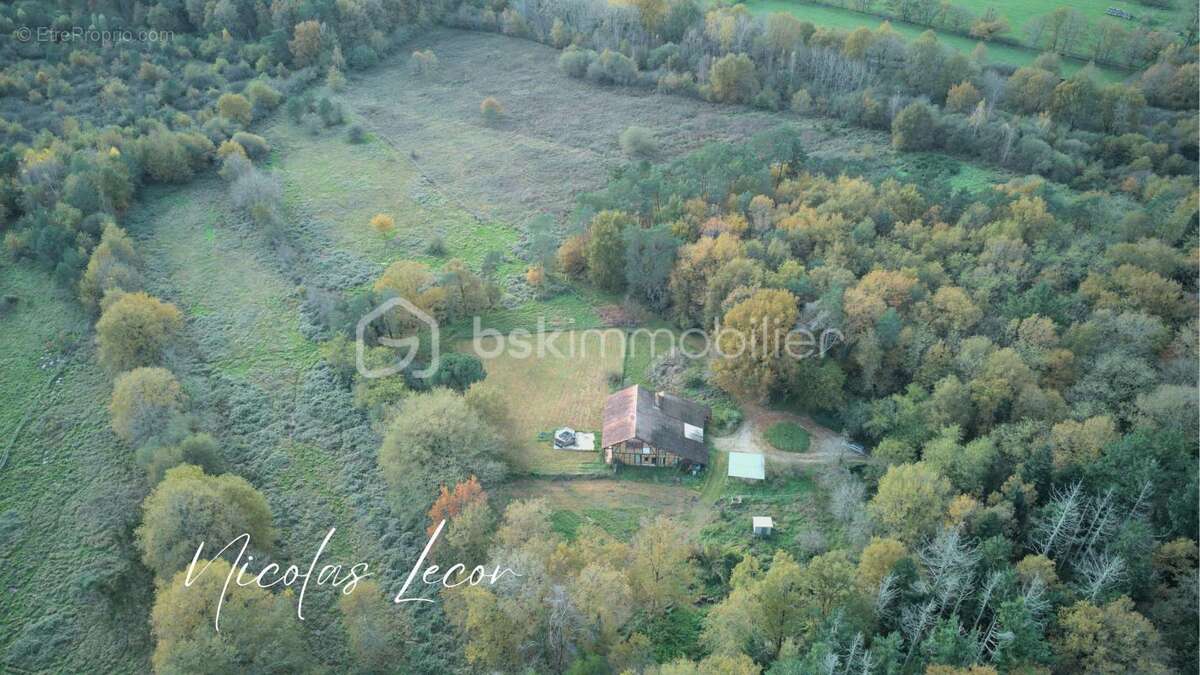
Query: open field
458 331 626 475
741 0 1130 82
501 478 707 540
338 30 809 226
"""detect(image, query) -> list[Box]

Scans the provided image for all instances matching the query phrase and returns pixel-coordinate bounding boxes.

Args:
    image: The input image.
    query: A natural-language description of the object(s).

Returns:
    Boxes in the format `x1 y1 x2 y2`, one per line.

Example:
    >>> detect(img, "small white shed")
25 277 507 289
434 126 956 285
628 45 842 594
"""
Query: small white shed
752 516 774 537
728 452 765 481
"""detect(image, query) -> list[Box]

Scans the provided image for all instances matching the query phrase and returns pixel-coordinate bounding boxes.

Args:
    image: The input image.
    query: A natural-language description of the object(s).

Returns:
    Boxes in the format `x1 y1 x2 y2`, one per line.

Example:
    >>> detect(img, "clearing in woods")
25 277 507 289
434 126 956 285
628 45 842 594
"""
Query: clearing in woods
457 331 626 475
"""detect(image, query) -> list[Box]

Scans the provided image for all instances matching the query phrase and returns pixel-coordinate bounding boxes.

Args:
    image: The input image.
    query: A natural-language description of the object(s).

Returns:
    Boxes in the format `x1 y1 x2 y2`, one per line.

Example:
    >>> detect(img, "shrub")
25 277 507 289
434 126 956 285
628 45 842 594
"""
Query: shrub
429 352 486 392
559 48 593 78
137 432 224 485
318 97 344 126
139 132 192 184
791 88 813 114
709 53 759 103
347 124 366 143
230 168 283 230
892 101 940 151
657 71 697 95
946 80 981 113
410 50 439 76
217 93 253 125
752 87 782 111
110 367 185 447
619 126 658 158
371 213 395 235
347 44 379 70
378 389 507 514
216 139 247 161
587 49 638 85
480 96 503 123
231 131 270 160
219 151 252 181
96 291 183 372
426 232 447 255
136 464 274 578
79 222 141 311
243 79 281 111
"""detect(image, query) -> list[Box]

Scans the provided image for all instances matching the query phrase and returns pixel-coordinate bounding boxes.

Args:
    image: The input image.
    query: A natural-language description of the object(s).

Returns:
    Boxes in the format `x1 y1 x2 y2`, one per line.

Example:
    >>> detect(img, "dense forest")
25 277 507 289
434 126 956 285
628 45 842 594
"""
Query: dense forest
0 0 1196 673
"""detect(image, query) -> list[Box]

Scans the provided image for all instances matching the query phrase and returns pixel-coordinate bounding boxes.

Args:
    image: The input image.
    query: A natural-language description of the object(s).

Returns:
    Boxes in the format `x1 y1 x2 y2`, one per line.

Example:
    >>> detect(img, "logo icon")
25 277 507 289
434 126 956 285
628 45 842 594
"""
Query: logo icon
356 296 439 380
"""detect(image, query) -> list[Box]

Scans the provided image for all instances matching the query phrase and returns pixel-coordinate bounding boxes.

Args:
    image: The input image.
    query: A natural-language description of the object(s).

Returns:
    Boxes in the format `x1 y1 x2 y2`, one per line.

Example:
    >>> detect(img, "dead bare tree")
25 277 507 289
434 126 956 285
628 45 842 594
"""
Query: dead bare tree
1076 551 1127 602
1031 481 1083 557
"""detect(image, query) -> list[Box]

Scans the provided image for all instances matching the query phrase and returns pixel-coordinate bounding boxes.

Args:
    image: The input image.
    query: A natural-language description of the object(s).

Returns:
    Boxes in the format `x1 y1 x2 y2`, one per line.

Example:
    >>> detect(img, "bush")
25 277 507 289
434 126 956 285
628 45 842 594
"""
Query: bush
137 432 224 484
231 131 270 160
378 389 507 515
217 93 253 125
619 126 658 158
480 96 503 123
370 213 395 235
791 88 813 114
96 291 183 372
347 124 366 143
110 367 185 447
410 50 439 76
892 101 940 151
429 353 486 392
347 44 379 70
587 49 638 85
244 79 281 111
426 232 447 255
752 87 782 111
711 404 743 434
136 464 274 578
230 168 283 230
708 53 759 104
79 222 141 311
559 48 593 78
318 97 344 126
138 132 193 184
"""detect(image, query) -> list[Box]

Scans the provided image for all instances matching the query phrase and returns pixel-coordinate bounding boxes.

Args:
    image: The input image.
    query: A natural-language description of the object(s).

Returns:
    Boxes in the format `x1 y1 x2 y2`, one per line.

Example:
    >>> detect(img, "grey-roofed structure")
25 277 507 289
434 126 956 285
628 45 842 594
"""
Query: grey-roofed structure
602 385 710 468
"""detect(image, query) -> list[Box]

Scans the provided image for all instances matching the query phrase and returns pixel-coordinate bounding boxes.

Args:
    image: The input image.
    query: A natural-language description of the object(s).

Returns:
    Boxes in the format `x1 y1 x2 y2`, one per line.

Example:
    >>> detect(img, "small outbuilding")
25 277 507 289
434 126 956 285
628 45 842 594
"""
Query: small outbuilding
554 428 577 448
728 451 765 481
752 516 774 537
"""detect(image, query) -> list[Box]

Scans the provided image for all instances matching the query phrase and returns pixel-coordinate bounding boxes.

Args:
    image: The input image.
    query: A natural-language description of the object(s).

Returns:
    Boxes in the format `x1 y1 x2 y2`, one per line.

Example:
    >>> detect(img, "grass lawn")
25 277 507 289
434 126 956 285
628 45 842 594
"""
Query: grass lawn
502 477 706 541
701 468 824 556
458 330 627 475
764 421 812 452
740 0 1129 83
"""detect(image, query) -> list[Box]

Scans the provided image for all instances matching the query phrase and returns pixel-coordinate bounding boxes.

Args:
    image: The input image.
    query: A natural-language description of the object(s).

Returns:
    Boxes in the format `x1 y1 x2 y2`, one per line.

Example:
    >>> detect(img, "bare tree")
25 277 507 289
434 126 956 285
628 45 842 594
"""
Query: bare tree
1076 552 1127 602
1031 481 1083 557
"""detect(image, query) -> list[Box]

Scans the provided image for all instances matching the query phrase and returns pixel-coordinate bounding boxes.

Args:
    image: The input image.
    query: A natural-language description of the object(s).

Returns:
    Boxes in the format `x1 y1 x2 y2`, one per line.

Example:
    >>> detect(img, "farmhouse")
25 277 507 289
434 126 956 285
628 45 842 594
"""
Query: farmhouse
601 385 710 468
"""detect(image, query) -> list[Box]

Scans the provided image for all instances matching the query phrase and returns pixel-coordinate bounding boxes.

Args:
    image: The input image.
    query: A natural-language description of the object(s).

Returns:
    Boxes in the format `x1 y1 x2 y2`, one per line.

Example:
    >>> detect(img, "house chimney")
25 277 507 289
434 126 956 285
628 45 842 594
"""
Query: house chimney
654 391 664 408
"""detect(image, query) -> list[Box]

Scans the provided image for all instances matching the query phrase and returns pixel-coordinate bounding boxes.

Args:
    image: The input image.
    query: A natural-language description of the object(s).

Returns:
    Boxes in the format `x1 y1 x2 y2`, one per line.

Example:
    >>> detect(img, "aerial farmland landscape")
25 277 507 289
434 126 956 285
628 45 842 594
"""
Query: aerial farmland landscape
0 0 1197 673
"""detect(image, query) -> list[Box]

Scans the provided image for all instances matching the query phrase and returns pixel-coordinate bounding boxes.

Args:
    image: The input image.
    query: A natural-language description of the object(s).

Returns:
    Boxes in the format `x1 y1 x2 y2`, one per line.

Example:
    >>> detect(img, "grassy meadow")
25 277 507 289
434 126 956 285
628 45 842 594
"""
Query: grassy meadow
457 331 626 475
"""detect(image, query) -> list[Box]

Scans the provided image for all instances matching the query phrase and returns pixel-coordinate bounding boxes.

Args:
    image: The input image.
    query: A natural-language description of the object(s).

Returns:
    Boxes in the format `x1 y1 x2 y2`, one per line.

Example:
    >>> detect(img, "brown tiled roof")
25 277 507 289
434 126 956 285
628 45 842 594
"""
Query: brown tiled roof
601 385 711 464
